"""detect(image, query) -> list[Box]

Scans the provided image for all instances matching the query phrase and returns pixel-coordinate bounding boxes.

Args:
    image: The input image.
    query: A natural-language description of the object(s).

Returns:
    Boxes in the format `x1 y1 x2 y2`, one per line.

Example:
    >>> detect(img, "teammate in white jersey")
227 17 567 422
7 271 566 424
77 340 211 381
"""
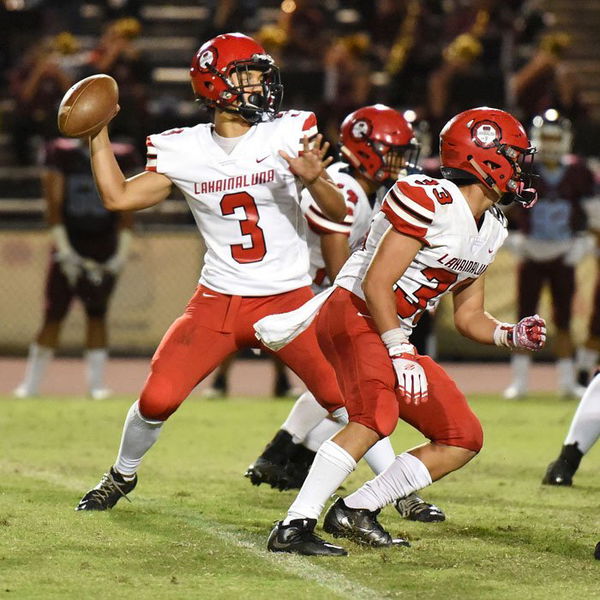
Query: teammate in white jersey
75 32 346 511
263 107 547 556
246 105 444 522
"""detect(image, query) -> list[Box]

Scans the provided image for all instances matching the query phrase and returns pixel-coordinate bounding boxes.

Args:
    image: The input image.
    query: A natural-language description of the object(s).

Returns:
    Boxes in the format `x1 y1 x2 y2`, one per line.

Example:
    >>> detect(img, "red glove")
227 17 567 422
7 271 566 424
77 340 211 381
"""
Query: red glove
494 314 547 351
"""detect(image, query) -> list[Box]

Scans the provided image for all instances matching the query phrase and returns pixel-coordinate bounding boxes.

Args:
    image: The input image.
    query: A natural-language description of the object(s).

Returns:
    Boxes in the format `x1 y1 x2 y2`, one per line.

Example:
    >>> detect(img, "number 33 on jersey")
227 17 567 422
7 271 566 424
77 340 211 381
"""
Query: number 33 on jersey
145 111 319 296
336 174 508 335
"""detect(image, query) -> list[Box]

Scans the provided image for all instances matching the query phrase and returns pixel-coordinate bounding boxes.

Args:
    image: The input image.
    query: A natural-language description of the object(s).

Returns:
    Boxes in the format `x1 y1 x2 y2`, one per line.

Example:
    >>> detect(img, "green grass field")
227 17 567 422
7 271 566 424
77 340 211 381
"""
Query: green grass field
1 393 599 599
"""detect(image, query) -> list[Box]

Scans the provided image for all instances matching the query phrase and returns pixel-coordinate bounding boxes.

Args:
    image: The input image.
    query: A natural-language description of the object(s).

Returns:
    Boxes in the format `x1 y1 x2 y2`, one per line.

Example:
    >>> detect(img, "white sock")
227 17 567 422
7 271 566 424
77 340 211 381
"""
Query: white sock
557 358 576 392
17 343 54 395
281 391 329 443
85 348 108 392
114 401 164 477
576 346 598 375
564 373 600 454
284 439 356 523
303 421 395 474
510 354 530 391
363 437 396 474
303 419 342 452
344 452 432 511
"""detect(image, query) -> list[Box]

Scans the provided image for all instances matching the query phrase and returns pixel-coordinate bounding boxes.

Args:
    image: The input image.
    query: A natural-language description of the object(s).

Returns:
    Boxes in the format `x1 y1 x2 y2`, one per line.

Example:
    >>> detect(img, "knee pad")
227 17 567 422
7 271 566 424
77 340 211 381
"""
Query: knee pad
139 374 180 421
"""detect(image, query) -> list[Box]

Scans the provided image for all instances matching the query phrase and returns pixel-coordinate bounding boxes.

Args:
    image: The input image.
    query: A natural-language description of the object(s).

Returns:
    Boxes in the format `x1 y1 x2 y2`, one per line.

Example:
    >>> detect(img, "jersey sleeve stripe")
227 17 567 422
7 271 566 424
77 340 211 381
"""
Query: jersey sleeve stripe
146 136 155 148
302 113 318 131
381 203 429 245
389 187 433 224
307 201 355 224
395 181 436 215
306 205 352 235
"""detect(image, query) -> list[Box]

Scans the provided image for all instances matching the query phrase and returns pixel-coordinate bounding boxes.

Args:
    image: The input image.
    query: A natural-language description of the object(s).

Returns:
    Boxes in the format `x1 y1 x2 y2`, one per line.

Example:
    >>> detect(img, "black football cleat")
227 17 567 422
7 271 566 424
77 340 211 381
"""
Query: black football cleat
394 493 446 522
245 429 302 490
323 498 410 548
76 467 137 511
595 541 600 560
245 456 294 490
542 459 575 486
281 445 317 490
267 518 347 556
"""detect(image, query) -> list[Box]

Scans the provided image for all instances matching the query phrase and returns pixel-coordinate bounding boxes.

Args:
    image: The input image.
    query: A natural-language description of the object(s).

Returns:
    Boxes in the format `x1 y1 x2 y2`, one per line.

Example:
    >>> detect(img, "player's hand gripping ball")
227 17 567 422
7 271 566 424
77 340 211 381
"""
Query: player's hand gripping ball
57 74 119 138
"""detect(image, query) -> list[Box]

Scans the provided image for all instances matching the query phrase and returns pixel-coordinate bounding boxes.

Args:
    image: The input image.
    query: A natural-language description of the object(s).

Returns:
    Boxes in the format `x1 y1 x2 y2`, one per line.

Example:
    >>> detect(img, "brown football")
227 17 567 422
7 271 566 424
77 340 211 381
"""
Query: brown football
57 74 119 138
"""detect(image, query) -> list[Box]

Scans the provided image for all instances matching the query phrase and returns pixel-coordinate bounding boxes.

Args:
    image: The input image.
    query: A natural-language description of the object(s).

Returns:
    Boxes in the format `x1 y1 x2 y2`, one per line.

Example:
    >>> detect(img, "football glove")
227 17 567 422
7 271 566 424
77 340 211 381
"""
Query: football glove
494 314 547 351
389 347 428 406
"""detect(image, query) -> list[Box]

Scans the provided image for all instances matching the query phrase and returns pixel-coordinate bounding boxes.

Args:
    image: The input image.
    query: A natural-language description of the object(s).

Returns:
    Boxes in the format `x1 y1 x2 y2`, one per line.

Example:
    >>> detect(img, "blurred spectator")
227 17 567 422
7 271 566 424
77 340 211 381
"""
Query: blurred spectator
426 2 507 138
320 33 373 141
510 31 587 126
204 0 259 39
9 34 76 165
84 17 151 152
14 137 139 400
275 0 329 109
503 110 595 399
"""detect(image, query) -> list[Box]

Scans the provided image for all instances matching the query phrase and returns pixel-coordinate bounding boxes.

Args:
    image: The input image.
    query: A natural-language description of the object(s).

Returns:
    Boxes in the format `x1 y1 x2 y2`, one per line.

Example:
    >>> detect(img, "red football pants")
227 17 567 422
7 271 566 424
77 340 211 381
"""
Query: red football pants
139 285 344 420
316 288 483 451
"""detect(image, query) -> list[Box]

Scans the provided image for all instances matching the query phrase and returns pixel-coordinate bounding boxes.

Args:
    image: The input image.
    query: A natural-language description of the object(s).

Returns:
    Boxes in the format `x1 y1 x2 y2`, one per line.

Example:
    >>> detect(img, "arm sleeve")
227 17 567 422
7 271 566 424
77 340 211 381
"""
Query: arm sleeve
381 180 436 245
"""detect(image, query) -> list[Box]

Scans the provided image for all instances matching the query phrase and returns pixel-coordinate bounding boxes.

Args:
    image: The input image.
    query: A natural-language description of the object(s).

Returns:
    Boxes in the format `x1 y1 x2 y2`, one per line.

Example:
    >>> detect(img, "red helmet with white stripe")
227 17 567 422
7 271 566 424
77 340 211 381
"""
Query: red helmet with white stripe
339 104 419 186
190 32 283 124
439 107 538 207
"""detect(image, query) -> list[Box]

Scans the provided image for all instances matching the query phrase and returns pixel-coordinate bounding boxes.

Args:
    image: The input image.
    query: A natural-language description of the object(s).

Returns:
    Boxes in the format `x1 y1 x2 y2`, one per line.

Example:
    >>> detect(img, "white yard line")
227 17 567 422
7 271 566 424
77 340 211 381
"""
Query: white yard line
3 464 391 599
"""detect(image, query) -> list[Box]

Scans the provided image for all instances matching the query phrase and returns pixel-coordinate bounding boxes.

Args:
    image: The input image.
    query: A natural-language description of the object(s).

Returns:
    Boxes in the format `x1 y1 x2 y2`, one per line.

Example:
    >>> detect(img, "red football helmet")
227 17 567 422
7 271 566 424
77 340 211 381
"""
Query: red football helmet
440 107 538 207
190 32 283 124
339 104 419 186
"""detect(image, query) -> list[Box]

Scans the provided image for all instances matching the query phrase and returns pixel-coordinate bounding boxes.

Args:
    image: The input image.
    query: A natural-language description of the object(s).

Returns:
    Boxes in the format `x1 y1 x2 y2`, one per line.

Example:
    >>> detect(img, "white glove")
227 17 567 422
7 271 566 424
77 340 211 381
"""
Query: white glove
51 224 82 286
103 229 132 275
494 314 547 351
381 329 428 405
563 234 594 266
503 231 526 257
391 352 428 406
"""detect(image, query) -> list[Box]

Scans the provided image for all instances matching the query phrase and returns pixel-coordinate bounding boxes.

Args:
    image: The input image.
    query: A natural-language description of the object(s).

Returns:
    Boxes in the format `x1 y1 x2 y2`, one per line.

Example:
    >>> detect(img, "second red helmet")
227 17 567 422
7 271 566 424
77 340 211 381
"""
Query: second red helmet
339 104 420 186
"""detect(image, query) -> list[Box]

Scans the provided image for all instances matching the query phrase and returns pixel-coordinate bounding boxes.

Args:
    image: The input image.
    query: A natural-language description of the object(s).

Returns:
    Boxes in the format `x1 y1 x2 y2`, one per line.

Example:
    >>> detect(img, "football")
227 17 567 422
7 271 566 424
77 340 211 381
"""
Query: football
57 74 119 138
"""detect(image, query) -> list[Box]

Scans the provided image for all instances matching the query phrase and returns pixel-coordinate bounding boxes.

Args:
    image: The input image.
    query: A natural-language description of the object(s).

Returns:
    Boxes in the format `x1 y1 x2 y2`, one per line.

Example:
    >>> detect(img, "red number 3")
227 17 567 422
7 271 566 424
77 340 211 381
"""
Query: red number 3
220 192 267 263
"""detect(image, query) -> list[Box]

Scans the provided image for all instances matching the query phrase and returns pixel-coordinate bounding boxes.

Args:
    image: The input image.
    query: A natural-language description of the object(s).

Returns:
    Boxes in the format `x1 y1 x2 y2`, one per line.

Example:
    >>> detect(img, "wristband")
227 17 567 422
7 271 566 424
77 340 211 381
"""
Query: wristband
493 323 514 348
381 328 413 356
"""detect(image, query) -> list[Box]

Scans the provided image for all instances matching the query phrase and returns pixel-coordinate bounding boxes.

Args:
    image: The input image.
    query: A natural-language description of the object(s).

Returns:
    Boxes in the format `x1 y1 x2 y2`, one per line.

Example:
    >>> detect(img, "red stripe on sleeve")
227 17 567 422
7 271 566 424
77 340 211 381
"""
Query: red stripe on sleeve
395 181 435 214
381 203 429 245
302 112 318 131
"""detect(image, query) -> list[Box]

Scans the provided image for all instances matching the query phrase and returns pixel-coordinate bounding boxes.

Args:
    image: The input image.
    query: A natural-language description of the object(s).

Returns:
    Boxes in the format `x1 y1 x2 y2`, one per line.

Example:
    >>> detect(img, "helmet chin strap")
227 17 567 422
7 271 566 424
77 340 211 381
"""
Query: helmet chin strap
467 157 503 198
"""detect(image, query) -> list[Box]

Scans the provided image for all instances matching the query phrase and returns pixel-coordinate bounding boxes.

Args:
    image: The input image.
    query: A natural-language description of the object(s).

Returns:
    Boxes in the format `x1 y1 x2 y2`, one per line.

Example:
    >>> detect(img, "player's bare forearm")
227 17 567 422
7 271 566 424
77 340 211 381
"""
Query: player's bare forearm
453 277 497 344
363 228 421 335
89 127 171 211
307 176 346 222
321 233 350 281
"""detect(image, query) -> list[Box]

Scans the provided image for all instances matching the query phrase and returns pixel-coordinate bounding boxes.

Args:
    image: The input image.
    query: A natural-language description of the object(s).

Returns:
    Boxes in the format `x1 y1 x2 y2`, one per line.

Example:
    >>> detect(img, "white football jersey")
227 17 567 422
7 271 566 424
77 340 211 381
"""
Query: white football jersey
300 162 375 290
336 174 508 339
145 111 319 295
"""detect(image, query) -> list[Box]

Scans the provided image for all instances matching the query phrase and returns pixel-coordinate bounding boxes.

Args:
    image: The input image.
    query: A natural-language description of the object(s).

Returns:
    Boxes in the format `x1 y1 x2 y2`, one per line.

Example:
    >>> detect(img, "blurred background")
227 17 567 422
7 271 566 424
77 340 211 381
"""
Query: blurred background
0 0 598 363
